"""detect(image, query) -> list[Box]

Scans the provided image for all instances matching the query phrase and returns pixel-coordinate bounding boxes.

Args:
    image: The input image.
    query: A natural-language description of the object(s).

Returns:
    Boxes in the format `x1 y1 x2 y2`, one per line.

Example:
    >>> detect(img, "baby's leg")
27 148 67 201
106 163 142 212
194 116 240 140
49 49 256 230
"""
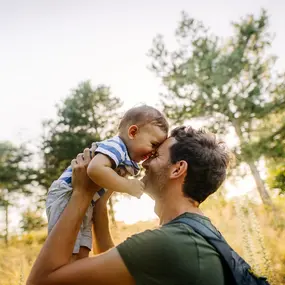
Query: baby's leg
46 180 73 234
69 246 90 263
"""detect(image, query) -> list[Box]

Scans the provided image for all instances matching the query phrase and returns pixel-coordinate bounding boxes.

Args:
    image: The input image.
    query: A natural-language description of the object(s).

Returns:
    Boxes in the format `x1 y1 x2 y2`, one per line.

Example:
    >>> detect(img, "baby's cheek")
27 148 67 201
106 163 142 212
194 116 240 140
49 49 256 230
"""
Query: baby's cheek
133 145 153 161
140 145 153 154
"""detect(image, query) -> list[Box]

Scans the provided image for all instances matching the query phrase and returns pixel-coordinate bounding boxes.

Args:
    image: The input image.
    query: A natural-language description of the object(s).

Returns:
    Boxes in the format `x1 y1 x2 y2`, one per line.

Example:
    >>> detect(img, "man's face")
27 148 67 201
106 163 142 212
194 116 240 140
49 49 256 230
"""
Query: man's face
141 137 176 198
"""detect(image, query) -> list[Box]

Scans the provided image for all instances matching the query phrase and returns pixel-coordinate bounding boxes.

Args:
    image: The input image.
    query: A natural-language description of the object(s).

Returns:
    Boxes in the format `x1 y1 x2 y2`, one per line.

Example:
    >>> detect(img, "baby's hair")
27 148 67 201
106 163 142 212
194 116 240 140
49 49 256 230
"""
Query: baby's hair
118 105 169 134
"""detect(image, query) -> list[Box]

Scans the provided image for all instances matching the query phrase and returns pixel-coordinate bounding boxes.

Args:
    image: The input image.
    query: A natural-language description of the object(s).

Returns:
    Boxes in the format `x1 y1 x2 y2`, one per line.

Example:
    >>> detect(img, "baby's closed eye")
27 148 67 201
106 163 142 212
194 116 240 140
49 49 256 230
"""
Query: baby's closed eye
150 151 158 158
151 143 158 148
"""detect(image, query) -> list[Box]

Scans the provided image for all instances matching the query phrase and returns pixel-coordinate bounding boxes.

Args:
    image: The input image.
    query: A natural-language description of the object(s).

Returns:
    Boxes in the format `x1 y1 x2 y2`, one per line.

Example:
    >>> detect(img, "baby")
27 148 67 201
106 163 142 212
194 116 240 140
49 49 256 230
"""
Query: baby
46 105 169 258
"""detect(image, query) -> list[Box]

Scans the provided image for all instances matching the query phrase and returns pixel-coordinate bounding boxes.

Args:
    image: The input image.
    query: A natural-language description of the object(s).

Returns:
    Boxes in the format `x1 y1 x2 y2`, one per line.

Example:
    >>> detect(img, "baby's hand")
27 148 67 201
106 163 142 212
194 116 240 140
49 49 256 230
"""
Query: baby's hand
116 167 128 177
125 178 144 199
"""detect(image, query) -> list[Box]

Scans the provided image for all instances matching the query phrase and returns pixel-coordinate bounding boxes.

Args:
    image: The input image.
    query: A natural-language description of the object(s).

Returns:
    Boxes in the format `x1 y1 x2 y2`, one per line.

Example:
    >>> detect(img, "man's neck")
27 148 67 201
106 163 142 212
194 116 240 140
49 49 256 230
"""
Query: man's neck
154 187 204 225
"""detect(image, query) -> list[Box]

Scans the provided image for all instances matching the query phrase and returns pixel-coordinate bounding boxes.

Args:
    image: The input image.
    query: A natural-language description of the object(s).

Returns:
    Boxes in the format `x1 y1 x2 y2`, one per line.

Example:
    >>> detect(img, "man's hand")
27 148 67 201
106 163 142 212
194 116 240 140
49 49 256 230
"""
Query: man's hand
124 178 144 199
71 148 97 196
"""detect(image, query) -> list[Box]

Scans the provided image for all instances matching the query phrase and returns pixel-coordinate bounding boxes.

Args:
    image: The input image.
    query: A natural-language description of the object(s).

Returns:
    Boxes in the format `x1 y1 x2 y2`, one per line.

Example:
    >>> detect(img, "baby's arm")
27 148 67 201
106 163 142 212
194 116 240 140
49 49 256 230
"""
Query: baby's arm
87 154 143 198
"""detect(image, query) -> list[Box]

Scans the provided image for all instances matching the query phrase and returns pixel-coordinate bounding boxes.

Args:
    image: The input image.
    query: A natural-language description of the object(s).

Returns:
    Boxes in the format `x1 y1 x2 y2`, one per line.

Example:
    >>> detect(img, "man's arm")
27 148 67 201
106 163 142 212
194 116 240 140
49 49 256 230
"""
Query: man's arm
92 190 115 254
27 149 135 285
29 247 135 285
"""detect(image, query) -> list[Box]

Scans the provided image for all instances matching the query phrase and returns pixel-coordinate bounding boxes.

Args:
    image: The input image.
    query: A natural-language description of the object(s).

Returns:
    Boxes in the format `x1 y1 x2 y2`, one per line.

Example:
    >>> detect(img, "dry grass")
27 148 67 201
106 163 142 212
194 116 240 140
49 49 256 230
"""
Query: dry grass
1 196 284 285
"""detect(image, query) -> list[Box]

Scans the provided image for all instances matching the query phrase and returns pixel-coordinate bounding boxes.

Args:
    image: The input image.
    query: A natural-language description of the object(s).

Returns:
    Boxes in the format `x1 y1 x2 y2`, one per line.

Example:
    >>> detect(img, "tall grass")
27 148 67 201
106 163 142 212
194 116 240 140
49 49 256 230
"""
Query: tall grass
202 195 285 285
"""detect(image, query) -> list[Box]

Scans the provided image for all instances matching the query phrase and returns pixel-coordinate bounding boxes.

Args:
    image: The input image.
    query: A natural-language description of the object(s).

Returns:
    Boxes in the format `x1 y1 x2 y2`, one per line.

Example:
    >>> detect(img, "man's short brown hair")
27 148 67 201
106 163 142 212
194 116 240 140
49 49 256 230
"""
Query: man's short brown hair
170 126 231 203
118 105 169 134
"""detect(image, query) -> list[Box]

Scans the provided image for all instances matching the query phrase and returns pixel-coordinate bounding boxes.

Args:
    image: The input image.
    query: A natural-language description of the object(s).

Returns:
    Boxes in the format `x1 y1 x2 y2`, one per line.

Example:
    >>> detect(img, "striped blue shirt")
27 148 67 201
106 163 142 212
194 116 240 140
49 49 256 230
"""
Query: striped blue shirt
58 136 140 187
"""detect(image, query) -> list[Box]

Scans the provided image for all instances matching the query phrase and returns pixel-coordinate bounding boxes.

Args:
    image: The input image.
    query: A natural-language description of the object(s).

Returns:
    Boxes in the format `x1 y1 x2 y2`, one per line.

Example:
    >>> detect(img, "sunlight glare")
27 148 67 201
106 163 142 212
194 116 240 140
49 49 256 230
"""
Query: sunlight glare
114 194 157 224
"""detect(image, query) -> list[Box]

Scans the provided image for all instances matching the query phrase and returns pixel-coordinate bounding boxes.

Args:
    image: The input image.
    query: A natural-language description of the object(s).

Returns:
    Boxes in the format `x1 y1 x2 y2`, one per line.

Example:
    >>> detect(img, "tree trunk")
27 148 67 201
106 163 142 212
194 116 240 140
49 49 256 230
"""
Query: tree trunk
4 203 8 246
232 119 273 206
247 161 273 206
108 197 117 227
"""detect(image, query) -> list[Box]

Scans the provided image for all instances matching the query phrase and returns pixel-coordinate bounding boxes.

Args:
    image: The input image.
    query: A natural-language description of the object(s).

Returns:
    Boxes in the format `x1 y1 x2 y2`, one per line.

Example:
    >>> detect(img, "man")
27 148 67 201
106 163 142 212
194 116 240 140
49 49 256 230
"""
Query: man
27 126 230 285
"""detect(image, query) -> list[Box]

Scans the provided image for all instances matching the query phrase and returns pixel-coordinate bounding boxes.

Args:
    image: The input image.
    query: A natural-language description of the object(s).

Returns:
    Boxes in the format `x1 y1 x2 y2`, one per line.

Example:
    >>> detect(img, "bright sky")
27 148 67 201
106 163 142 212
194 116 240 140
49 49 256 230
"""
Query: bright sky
1 0 284 231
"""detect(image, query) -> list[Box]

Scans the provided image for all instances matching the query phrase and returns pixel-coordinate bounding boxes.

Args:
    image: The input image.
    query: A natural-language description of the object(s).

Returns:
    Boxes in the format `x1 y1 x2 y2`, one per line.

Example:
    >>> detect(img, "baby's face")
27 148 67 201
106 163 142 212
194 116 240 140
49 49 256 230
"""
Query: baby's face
129 124 167 162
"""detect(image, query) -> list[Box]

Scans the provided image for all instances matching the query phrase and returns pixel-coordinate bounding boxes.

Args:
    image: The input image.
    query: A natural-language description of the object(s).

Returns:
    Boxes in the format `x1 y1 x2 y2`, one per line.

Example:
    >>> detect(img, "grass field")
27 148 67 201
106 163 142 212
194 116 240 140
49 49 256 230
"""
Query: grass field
1 196 284 285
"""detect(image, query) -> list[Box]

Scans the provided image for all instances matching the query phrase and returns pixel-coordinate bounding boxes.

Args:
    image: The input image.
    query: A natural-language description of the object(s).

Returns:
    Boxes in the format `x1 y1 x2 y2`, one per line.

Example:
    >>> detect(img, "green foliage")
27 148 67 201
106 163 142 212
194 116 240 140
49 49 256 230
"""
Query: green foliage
37 80 123 190
0 142 35 194
20 209 47 233
267 162 285 194
0 141 35 244
246 113 285 160
57 81 121 134
149 9 285 204
250 113 285 194
149 10 284 139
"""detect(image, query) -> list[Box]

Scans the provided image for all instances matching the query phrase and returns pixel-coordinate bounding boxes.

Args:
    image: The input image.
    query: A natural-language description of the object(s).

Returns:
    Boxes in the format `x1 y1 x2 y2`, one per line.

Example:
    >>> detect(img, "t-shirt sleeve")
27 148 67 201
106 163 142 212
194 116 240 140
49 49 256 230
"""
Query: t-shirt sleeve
95 139 126 168
116 228 181 283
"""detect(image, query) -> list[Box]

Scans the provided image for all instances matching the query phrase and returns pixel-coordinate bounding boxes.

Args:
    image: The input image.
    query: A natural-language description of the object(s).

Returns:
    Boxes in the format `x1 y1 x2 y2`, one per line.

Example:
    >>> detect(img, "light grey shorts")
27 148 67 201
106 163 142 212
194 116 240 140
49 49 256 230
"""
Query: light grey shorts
46 180 93 254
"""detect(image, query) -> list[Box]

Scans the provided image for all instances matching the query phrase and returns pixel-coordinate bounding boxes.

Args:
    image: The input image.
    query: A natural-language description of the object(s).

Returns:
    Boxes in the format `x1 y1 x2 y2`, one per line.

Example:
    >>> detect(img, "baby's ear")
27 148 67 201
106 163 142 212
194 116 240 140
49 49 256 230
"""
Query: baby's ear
128 125 139 139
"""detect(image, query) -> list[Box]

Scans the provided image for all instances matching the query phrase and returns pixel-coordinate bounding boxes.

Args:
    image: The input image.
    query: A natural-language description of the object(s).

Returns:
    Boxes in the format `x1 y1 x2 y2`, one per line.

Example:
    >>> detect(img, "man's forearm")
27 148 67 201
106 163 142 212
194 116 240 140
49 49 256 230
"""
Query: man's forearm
27 187 98 283
92 192 115 253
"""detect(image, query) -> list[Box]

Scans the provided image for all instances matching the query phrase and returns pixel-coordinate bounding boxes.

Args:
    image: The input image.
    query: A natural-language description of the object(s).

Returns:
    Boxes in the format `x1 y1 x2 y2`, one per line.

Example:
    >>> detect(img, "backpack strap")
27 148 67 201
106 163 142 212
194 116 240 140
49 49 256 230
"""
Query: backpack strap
173 217 271 285
173 217 235 282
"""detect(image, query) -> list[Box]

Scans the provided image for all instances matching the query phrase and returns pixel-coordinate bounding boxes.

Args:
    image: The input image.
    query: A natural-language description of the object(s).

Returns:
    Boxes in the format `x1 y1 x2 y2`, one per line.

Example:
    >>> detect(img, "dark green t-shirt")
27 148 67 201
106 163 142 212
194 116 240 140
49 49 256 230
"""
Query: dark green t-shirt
117 212 226 285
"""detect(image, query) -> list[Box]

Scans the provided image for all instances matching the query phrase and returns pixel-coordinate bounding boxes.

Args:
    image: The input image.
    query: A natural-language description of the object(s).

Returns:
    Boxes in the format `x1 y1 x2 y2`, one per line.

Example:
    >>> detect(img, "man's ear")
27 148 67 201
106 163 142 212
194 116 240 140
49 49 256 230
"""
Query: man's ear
128 125 139 139
170 160 188 179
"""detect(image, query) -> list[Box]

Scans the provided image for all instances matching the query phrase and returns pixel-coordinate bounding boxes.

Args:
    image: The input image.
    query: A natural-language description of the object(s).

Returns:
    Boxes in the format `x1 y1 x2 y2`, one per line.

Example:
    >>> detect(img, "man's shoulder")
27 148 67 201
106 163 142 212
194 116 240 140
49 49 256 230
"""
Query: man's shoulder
116 226 192 283
170 212 223 238
117 213 221 261
116 218 226 285
117 221 198 253
118 213 213 244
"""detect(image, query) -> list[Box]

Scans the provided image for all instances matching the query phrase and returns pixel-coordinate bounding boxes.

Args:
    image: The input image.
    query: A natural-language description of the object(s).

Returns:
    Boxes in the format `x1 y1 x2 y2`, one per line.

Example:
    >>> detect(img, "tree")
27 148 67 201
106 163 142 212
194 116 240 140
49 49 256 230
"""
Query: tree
20 208 47 233
149 10 285 206
38 80 122 190
0 142 35 245
256 113 285 194
37 81 123 222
